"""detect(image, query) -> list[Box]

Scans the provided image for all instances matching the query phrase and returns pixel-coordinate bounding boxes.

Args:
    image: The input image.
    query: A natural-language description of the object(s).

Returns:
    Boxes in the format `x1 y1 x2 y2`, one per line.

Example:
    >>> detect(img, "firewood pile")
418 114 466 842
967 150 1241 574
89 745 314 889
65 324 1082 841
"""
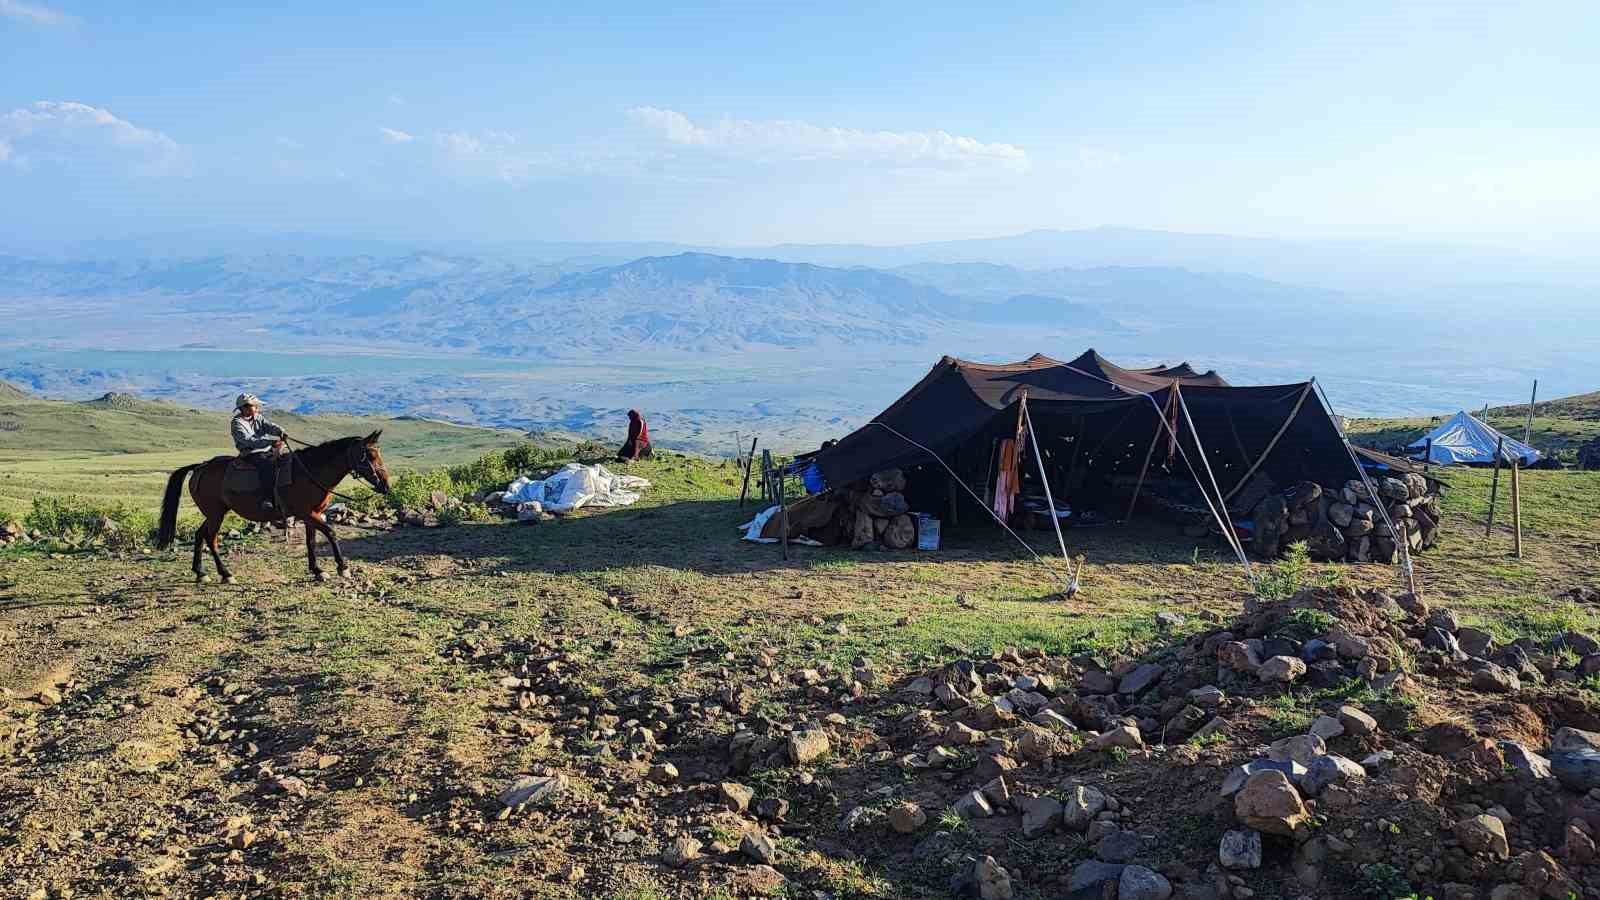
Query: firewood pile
1251 473 1442 563
841 469 919 550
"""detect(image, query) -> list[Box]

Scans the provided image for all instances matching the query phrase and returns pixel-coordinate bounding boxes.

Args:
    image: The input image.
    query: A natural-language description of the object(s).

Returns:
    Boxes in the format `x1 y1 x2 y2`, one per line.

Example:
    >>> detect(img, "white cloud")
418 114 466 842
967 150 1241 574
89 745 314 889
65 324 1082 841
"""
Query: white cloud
626 106 1028 171
0 0 76 26
0 101 182 174
378 127 414 144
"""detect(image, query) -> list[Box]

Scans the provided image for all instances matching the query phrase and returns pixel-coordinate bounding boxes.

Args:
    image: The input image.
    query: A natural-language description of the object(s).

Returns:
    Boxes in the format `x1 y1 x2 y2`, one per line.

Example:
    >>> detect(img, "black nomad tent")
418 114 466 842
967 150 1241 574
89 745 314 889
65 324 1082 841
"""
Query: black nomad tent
800 349 1425 566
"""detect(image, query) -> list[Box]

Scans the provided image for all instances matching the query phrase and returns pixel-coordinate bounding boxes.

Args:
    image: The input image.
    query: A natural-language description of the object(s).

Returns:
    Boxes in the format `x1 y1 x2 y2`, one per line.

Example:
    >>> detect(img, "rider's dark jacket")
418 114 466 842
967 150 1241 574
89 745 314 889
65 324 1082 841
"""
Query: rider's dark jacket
231 412 285 455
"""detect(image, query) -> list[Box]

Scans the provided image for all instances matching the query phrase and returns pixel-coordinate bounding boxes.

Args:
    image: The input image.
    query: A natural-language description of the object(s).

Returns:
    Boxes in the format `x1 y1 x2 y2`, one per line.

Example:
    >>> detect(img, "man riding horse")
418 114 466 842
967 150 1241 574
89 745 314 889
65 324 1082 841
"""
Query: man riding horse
231 393 285 513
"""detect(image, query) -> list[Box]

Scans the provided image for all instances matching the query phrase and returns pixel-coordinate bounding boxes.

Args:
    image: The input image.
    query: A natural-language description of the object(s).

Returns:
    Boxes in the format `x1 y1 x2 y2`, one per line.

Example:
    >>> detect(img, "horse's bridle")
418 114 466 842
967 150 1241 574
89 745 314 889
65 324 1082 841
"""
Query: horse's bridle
347 442 388 490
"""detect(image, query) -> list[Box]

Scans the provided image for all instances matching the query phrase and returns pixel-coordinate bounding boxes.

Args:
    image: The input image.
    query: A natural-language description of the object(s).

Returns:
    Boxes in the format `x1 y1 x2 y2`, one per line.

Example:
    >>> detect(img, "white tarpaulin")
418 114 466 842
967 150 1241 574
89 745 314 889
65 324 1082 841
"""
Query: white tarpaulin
1408 411 1541 466
503 464 650 514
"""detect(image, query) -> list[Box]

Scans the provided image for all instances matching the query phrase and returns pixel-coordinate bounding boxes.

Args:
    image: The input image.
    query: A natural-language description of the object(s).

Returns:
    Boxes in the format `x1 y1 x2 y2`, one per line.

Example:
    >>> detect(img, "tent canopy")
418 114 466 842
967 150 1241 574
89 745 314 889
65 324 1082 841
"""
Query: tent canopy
1408 411 1540 466
811 348 1359 500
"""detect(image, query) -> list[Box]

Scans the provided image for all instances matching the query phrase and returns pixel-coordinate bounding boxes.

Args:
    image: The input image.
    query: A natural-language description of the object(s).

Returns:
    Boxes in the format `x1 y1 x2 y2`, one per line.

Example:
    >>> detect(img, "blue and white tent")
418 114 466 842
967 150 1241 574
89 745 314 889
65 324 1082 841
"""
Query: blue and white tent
1408 411 1540 466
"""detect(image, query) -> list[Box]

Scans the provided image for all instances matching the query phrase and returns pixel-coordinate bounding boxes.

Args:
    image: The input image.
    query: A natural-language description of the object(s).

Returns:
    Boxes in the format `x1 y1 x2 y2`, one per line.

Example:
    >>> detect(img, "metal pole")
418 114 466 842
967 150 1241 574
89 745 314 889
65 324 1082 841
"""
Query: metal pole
777 461 790 561
1524 379 1538 445
1423 438 1432 473
1021 397 1071 566
738 437 758 507
1485 436 1505 539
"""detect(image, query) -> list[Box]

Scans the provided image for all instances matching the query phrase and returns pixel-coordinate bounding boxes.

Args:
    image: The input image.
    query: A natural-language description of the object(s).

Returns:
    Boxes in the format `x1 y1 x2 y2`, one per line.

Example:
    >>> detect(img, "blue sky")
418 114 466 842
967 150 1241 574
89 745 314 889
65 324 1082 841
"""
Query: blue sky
2 1 1597 248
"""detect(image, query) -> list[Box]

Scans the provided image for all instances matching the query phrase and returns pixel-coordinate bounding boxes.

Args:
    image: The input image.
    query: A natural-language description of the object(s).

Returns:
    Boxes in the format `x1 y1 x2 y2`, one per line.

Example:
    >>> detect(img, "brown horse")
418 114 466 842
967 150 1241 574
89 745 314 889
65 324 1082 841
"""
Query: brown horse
157 431 391 583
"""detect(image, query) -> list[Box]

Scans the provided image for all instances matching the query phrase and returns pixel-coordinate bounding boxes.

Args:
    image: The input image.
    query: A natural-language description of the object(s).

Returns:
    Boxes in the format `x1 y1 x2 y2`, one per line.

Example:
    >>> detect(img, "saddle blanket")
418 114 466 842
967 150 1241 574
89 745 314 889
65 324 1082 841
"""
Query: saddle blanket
223 454 295 495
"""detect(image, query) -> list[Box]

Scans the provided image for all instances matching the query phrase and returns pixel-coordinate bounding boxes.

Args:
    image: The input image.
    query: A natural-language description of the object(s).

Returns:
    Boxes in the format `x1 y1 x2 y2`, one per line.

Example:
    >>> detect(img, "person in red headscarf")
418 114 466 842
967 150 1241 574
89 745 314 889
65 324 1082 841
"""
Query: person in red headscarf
618 409 652 461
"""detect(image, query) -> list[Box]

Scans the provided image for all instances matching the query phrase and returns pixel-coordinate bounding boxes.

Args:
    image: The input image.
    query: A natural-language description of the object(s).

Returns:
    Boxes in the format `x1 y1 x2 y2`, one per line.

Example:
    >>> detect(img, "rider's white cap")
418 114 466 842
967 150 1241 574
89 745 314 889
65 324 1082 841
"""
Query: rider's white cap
235 393 260 410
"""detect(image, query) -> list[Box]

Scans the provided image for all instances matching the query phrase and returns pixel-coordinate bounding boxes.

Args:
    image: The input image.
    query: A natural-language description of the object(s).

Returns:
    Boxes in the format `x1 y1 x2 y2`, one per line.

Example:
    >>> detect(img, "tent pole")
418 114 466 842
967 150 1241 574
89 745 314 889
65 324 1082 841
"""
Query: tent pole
1423 438 1431 473
1124 392 1170 522
1485 435 1505 539
1022 397 1071 568
1175 387 1252 574
1524 379 1538 446
1220 382 1314 504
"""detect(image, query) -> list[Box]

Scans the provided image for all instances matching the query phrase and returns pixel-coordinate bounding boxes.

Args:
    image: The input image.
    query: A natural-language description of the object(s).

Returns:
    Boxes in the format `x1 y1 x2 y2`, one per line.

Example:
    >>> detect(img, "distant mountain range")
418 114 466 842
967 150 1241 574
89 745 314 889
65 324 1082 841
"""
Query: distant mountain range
10 226 1596 293
1 233 1594 448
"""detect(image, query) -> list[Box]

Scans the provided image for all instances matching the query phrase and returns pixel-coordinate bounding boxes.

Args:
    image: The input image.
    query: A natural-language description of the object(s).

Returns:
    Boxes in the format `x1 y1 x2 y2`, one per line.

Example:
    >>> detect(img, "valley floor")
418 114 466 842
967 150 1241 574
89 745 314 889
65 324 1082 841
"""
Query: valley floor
2 457 1598 898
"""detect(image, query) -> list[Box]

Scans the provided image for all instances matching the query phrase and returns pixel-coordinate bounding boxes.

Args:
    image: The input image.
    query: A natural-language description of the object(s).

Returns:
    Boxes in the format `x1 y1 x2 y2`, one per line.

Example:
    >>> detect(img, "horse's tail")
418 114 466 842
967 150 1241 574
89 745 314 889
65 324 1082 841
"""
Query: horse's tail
157 463 201 549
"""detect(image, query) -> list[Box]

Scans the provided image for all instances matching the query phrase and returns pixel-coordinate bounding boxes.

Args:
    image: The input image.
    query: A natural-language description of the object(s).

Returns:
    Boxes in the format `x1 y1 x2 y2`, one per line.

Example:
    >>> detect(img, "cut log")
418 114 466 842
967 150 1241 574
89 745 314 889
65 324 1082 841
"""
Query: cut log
883 514 916 550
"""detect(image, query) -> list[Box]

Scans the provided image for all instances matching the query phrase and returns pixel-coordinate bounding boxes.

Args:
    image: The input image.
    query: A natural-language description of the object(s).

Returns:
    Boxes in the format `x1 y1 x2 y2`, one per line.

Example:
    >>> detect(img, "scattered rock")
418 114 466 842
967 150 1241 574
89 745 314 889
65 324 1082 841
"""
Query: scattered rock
1094 724 1144 751
953 790 994 819
718 781 755 813
1069 860 1126 894
1268 734 1327 766
1308 716 1345 740
887 802 926 834
1020 795 1062 837
1120 864 1174 900
1234 769 1308 836
663 836 701 868
647 762 679 784
740 831 777 864
1119 663 1166 695
1552 727 1600 753
1454 814 1509 859
1219 828 1263 870
1258 656 1307 683
1062 784 1107 830
1550 750 1600 792
787 728 830 765
1472 664 1521 694
1300 754 1365 797
975 855 1014 900
498 774 567 808
1095 829 1144 863
1336 705 1378 736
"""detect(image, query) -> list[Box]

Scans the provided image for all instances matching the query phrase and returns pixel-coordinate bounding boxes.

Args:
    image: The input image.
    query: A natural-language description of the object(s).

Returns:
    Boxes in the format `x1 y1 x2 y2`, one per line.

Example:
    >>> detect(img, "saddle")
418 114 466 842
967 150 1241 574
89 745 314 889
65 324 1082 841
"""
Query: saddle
223 452 295 495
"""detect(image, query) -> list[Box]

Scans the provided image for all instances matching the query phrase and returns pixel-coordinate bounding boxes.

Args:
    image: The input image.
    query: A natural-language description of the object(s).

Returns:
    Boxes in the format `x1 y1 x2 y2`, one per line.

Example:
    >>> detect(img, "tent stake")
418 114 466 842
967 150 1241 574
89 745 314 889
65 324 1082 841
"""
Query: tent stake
1485 435 1505 539
1021 397 1071 569
1510 458 1523 560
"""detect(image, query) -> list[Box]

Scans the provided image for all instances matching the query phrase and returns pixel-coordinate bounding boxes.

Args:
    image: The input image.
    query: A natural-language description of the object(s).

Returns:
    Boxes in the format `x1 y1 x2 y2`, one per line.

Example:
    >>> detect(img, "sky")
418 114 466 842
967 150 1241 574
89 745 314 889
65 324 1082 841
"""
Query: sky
2 1 1598 249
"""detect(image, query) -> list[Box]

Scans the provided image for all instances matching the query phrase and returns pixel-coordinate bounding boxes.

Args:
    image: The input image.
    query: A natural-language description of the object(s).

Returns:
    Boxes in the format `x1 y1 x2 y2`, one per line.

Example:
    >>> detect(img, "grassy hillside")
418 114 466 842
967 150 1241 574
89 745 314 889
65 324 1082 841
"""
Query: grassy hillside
0 386 525 514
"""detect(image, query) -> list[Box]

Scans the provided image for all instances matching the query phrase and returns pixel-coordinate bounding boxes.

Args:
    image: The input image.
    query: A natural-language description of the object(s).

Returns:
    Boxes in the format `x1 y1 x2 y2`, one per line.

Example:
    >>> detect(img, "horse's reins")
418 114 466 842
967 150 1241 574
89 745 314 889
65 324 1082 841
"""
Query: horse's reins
281 434 378 505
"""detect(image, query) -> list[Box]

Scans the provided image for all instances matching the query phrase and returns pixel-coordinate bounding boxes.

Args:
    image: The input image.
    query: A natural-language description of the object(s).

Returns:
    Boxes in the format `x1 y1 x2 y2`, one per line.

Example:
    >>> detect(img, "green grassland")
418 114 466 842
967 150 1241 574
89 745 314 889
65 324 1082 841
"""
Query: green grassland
0 387 525 515
3 384 1600 897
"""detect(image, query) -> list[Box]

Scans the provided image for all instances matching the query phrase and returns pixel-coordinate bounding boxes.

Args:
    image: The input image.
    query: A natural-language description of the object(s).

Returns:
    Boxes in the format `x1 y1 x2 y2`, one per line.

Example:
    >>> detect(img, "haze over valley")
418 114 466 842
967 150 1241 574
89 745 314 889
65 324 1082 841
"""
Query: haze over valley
3 227 1595 452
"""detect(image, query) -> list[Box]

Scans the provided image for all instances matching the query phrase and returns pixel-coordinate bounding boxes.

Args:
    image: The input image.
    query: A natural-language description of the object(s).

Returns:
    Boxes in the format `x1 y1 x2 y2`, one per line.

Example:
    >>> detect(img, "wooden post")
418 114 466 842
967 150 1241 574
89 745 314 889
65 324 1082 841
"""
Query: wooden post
1423 438 1432 473
777 460 790 561
1524 379 1538 445
1510 458 1523 559
737 437 758 507
1485 435 1505 538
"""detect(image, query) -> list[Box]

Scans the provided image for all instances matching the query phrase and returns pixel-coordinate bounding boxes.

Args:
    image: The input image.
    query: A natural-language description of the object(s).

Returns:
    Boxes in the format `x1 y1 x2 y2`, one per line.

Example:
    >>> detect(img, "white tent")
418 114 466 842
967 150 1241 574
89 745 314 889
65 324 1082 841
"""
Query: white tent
1408 411 1540 466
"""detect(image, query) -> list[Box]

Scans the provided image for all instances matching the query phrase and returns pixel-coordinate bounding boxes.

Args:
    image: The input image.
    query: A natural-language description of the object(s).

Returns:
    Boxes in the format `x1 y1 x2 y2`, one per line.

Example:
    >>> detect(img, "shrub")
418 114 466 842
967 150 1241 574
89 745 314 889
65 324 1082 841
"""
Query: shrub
436 502 490 527
23 495 159 549
26 495 110 539
1254 541 1311 602
385 469 454 512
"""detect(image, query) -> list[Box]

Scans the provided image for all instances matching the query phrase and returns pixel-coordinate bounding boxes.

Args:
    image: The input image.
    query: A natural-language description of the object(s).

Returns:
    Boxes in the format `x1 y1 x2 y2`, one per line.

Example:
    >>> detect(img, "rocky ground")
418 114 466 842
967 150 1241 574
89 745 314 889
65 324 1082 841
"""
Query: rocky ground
4 459 1600 898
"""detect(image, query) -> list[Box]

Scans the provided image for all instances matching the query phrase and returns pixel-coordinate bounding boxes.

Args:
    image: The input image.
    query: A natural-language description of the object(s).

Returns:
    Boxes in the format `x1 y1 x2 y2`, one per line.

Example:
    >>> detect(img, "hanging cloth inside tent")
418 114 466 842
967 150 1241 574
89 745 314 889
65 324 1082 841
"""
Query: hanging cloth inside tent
993 438 1020 521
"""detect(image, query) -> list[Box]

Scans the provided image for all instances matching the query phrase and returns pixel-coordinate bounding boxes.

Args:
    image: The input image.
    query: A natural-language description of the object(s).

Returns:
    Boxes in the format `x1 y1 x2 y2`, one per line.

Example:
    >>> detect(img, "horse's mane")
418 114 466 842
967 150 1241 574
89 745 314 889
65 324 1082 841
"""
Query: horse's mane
296 435 364 468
